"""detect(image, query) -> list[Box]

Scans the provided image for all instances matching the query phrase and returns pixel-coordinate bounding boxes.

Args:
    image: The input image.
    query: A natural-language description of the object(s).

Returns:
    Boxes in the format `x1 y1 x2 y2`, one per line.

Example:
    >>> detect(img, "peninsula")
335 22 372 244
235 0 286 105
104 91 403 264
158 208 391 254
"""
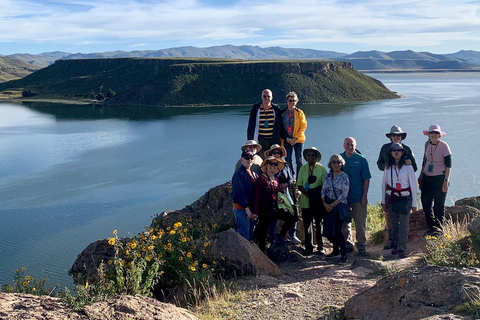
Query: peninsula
0 58 399 106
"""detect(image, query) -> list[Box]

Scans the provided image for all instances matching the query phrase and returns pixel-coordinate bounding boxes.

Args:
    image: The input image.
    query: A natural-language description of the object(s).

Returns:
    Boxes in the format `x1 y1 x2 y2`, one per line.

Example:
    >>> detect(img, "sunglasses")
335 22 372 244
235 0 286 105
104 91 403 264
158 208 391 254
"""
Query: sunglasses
287 99 297 102
391 134 401 137
331 160 342 164
429 131 440 135
243 156 254 160
272 151 283 155
268 162 278 166
263 95 271 98
391 149 403 152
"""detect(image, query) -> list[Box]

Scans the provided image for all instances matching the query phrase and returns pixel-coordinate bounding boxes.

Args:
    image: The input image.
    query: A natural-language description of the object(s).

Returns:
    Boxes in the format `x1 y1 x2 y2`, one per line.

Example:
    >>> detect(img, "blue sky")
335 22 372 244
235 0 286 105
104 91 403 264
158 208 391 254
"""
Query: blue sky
2 0 480 55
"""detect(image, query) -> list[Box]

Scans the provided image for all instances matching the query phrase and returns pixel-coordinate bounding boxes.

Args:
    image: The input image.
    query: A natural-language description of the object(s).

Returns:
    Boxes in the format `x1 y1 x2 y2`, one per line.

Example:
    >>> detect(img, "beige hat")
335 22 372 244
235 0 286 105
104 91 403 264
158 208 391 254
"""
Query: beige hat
260 156 285 173
303 146 322 162
241 140 262 153
263 144 287 158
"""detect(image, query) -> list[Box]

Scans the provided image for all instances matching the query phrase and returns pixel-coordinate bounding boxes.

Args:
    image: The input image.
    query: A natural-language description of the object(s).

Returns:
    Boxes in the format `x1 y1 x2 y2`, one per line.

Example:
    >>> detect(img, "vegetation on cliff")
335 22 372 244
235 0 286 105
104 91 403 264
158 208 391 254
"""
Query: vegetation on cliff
0 58 399 106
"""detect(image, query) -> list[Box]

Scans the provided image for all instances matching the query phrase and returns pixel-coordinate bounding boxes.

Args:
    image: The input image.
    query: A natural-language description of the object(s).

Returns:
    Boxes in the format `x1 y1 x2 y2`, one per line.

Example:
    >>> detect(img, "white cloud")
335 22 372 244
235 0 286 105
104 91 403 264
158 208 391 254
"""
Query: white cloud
1 0 480 53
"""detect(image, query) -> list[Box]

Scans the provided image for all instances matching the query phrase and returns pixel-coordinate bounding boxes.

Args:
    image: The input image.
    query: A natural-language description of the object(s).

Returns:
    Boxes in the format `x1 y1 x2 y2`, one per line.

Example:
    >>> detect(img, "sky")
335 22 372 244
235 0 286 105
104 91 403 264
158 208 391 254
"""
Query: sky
1 0 480 55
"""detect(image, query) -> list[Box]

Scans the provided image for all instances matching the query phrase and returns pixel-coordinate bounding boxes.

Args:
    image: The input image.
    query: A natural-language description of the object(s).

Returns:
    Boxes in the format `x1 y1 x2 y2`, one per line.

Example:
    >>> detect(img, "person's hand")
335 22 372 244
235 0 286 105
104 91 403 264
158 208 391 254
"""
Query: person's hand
246 208 253 220
411 206 417 213
277 198 284 204
405 159 412 165
361 195 368 208
442 181 449 193
298 186 307 196
382 204 387 212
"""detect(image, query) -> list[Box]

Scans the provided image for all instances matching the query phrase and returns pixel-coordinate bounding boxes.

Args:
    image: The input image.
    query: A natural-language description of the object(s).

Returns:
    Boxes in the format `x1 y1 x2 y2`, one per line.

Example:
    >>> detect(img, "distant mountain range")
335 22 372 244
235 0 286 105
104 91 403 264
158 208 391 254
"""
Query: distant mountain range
1 45 480 81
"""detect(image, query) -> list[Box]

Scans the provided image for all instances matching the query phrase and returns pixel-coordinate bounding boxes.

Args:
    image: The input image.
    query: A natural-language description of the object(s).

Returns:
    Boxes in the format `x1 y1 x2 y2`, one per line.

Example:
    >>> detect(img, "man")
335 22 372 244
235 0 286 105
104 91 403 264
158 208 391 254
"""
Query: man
247 89 284 158
340 137 371 256
234 140 263 175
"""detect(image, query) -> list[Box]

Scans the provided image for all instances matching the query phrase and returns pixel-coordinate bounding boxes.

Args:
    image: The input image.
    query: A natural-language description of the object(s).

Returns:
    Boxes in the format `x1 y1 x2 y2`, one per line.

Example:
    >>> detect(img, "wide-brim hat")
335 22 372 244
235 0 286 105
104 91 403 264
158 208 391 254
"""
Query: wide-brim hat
423 124 446 137
388 142 404 153
386 125 407 140
303 146 322 162
261 156 285 173
263 144 287 158
241 140 262 153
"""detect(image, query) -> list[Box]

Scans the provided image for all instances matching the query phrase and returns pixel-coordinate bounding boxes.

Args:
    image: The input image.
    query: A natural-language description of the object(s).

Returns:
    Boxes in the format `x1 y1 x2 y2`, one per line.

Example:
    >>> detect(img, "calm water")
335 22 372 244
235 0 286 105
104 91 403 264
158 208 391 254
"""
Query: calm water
0 72 479 288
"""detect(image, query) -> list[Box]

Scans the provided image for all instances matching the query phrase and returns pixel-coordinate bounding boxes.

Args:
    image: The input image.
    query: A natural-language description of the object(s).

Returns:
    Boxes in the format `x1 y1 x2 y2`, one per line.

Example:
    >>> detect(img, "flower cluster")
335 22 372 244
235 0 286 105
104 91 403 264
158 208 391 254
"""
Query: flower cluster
424 233 478 267
1 267 58 296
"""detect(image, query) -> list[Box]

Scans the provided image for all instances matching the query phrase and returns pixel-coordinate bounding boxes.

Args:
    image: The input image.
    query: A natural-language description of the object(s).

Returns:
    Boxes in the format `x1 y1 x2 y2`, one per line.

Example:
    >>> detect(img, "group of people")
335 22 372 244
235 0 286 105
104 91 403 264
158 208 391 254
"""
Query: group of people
232 88 452 263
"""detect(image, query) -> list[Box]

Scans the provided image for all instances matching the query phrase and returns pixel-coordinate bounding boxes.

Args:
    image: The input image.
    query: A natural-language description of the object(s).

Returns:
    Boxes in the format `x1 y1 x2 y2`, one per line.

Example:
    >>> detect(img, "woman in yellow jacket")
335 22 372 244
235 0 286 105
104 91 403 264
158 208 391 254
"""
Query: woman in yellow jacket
282 91 307 177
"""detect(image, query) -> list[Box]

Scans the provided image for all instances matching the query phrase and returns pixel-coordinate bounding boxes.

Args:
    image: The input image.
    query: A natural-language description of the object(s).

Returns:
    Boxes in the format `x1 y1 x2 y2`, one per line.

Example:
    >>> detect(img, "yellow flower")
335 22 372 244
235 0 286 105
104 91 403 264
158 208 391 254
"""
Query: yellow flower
181 237 187 242
203 263 207 269
22 267 26 271
167 242 172 248
85 281 89 289
183 228 188 233
146 254 152 262
108 260 113 265
163 245 168 250
126 249 130 255
179 256 184 261
444 234 452 239
158 253 162 258
186 252 192 258
170 230 176 235
148 245 154 250
213 223 218 228
151 235 157 240
193 260 198 266
425 235 432 240
113 229 117 235
137 253 142 258
174 222 182 229
121 260 125 266
158 230 165 236
32 287 36 291
23 281 28 286
189 266 196 271
128 242 137 249
108 238 115 246
25 275 31 281
148 228 154 234
204 241 209 247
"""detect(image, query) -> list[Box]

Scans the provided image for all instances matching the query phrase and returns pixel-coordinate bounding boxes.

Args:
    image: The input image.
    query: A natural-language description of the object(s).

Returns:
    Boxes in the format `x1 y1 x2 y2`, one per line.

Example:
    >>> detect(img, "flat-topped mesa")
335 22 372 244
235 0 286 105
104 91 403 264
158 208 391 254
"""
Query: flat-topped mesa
0 58 399 106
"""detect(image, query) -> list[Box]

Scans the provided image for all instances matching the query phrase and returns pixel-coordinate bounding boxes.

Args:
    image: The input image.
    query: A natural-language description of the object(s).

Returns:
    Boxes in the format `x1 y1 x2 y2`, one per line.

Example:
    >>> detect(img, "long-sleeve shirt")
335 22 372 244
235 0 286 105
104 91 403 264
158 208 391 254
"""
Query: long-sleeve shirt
321 171 350 204
377 142 418 172
297 162 327 209
381 164 417 205
231 166 257 209
252 174 279 216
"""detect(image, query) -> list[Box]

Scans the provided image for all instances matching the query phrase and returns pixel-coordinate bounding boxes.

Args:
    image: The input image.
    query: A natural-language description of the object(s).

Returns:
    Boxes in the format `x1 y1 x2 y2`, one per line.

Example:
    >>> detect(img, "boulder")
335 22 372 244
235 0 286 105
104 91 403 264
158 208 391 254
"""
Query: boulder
468 217 480 262
344 266 480 320
456 196 480 210
205 228 281 277
0 293 198 320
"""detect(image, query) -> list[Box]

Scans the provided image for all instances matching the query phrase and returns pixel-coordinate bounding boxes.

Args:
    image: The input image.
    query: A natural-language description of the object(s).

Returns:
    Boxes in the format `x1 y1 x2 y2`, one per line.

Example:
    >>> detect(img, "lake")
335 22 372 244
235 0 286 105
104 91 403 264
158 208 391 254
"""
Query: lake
1 72 479 288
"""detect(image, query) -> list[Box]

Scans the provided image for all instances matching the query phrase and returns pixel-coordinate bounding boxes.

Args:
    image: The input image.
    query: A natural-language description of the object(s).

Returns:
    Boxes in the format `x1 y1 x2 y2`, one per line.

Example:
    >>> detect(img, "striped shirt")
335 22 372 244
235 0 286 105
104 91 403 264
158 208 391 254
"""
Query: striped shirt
258 106 275 138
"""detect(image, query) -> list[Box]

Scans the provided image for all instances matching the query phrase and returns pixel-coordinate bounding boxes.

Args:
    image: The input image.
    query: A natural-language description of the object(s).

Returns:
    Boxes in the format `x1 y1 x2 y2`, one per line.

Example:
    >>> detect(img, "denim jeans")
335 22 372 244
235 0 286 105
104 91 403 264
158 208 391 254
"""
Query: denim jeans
284 142 303 177
233 209 254 241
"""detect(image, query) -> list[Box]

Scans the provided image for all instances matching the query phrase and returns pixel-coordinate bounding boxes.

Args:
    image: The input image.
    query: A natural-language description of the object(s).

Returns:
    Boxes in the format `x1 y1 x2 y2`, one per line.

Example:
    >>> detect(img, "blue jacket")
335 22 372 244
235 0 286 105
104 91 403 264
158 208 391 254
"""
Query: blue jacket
231 166 257 209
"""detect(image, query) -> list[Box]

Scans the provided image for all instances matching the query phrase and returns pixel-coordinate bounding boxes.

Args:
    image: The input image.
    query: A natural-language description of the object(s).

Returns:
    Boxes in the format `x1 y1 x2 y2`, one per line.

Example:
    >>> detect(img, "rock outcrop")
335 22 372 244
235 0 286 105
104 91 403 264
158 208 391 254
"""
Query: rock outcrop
0 293 198 320
345 266 480 320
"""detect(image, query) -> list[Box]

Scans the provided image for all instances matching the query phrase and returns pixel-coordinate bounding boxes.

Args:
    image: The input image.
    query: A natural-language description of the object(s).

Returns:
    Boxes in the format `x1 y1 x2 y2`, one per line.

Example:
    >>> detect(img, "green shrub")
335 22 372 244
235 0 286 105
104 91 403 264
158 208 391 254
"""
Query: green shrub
1 267 58 296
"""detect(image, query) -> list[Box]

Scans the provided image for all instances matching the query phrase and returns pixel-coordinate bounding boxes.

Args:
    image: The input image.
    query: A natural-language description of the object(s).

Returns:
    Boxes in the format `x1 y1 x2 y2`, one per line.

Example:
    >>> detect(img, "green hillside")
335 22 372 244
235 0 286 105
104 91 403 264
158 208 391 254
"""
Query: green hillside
0 58 399 106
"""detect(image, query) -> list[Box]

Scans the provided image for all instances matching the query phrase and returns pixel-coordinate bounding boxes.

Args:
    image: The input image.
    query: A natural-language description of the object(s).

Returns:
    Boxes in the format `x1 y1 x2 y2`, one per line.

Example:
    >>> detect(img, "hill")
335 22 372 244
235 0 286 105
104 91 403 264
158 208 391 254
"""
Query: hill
0 58 399 106
0 56 42 82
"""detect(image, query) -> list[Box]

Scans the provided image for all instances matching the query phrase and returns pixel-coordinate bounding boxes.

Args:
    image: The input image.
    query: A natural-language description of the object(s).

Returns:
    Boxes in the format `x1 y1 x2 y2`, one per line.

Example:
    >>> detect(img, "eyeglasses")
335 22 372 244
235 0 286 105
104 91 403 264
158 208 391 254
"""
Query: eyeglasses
331 160 342 165
268 162 278 166
272 151 282 155
263 95 271 98
287 100 297 102
243 156 254 160
429 131 440 135
391 149 403 152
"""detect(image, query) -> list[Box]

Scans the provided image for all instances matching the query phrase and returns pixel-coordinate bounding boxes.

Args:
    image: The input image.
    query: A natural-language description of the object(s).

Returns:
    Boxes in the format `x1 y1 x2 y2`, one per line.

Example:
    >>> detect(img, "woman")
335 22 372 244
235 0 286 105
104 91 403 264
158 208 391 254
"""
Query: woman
381 143 417 258
418 124 452 236
264 144 298 244
376 125 417 250
321 154 350 264
231 150 258 241
253 156 285 253
282 92 307 177
297 146 327 255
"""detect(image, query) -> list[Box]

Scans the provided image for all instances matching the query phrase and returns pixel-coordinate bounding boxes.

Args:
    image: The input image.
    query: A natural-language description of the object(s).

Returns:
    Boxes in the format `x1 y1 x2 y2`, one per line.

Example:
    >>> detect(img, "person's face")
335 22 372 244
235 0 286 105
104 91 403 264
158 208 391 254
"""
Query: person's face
390 148 404 161
241 156 253 168
428 131 441 142
390 134 402 143
330 157 343 172
286 96 298 109
305 152 317 164
262 90 273 107
244 145 257 154
344 138 356 156
267 160 278 173
271 149 283 159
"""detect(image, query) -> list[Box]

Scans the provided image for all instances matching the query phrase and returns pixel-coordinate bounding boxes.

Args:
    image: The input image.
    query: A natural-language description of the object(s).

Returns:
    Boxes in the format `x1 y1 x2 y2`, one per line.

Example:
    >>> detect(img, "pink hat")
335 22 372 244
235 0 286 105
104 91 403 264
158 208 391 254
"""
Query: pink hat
423 124 446 137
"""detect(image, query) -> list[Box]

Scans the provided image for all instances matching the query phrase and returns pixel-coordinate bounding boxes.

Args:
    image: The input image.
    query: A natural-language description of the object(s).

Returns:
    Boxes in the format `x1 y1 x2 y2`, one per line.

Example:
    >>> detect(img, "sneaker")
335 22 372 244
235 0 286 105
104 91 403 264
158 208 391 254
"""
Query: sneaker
289 235 302 244
357 249 367 257
383 242 394 250
326 251 341 259
338 255 348 264
398 250 407 258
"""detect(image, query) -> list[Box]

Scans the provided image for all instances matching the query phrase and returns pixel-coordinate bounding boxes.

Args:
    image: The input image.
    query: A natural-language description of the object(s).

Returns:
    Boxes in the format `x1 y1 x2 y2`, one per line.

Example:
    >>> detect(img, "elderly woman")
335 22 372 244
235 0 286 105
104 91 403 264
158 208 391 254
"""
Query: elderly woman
418 124 452 236
253 156 285 253
231 150 258 241
282 91 307 177
297 146 327 255
377 125 417 250
381 143 417 258
321 154 350 264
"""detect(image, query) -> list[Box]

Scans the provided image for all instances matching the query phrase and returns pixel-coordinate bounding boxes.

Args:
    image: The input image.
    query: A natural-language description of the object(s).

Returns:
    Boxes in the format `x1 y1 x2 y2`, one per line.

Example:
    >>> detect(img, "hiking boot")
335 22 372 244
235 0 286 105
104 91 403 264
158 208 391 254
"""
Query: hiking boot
383 242 395 250
326 251 341 259
357 249 367 257
289 235 302 244
398 250 407 258
303 248 313 255
391 248 398 255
